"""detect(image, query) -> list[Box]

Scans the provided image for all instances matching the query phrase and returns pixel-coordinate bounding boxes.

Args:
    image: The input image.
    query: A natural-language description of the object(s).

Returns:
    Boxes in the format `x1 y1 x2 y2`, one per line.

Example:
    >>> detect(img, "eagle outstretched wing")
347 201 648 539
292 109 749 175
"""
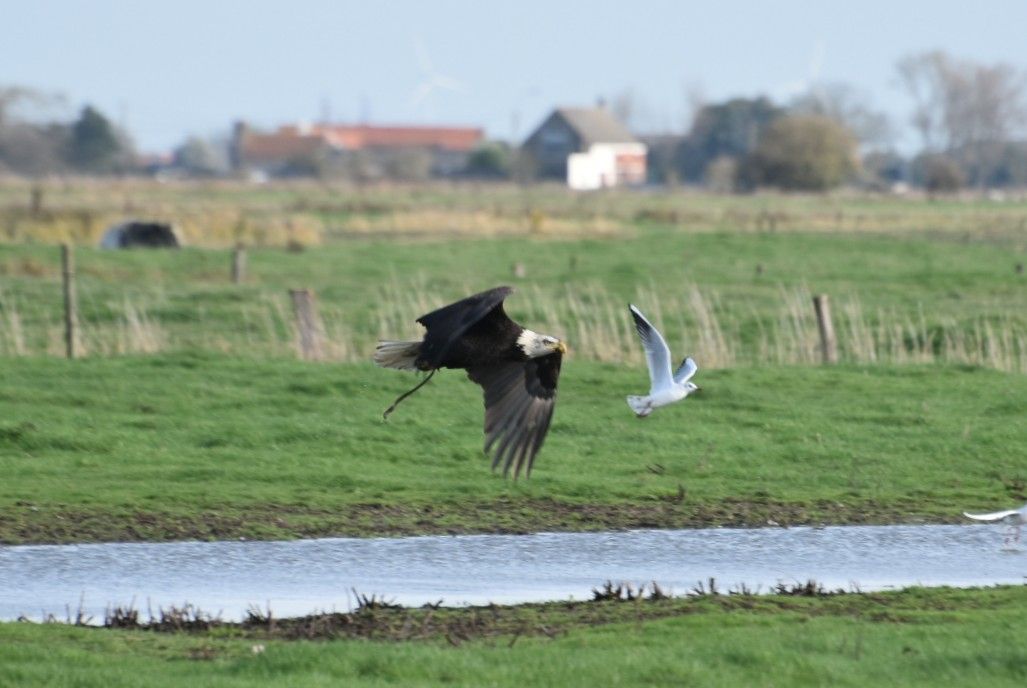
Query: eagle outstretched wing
467 353 562 478
416 286 514 368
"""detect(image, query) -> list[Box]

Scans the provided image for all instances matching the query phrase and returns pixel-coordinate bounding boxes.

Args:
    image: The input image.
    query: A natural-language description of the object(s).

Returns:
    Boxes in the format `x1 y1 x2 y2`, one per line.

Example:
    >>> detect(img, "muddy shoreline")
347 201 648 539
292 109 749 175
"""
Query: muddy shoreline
0 497 964 545
16 583 1023 644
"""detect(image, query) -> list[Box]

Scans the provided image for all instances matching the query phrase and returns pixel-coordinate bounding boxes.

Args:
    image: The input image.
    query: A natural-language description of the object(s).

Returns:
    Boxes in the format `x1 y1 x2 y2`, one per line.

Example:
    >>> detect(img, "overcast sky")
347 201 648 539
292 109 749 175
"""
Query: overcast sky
4 1 1026 152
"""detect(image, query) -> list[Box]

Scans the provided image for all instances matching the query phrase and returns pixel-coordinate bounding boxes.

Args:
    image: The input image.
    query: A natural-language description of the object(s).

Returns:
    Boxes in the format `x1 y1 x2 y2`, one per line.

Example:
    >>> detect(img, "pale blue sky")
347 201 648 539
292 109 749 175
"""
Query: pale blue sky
3 1 1026 152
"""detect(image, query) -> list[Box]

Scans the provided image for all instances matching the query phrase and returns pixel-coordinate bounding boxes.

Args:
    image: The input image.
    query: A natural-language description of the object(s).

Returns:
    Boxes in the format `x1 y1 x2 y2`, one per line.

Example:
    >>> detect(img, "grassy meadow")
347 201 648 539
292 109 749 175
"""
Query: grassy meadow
2 182 1027 540
3 180 1027 685
1 354 1024 543
3 586 1027 687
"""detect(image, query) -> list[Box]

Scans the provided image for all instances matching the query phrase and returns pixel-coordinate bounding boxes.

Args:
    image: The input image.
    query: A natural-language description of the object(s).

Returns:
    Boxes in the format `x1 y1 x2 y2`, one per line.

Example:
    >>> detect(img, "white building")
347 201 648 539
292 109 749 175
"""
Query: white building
522 107 648 190
568 141 649 190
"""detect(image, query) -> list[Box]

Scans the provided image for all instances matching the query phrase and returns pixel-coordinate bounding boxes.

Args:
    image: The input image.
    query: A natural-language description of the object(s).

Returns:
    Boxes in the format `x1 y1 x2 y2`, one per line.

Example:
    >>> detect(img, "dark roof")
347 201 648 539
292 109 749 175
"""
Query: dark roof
556 108 638 145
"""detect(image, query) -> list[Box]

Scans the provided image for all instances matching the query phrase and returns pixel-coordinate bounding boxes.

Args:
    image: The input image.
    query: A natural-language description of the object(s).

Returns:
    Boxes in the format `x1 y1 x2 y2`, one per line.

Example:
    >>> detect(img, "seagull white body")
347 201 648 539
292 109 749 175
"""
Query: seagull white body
963 503 1027 546
626 304 699 417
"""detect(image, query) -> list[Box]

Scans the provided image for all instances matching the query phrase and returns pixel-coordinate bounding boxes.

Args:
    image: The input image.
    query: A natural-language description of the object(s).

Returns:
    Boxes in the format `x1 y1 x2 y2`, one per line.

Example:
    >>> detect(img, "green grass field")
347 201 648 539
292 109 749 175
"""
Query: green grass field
3 586 1027 687
2 354 1024 543
3 183 1027 684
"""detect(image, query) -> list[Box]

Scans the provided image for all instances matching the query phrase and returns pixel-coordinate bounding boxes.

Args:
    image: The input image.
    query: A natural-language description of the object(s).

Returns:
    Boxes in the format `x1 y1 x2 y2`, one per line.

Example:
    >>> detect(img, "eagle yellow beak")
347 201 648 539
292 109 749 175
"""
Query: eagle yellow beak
556 341 567 354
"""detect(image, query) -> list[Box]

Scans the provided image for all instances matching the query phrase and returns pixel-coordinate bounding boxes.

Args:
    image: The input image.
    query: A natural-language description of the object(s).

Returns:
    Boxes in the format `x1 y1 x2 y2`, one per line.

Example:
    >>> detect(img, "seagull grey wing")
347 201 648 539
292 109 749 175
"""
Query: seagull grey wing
629 304 673 393
467 353 561 479
416 286 514 368
963 509 1022 521
672 357 698 384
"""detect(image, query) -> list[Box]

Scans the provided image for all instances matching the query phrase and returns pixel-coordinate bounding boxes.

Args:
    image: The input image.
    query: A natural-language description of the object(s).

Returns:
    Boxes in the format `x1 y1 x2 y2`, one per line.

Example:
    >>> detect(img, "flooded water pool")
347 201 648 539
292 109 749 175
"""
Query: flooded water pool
1 524 1024 622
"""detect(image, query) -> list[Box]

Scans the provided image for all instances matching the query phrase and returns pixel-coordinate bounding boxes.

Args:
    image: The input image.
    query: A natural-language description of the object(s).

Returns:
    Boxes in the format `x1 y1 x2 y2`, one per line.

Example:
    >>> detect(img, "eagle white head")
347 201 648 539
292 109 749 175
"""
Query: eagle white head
517 329 567 358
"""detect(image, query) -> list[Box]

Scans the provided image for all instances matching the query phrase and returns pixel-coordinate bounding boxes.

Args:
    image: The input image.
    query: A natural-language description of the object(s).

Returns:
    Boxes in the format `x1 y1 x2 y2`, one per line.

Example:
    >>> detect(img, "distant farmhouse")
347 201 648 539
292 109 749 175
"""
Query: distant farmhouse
521 107 647 189
231 121 484 179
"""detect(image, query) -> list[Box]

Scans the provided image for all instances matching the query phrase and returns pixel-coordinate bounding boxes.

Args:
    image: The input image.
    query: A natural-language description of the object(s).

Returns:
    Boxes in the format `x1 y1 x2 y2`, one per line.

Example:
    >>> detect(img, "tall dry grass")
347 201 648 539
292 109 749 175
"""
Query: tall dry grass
1 278 1024 372
5 178 1027 248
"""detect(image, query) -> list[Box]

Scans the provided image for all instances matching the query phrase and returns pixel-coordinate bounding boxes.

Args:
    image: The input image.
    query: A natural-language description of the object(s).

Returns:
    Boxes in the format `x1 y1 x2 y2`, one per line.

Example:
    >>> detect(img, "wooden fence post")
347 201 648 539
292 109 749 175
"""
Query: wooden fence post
61 243 79 359
290 288 325 361
231 244 246 284
30 185 44 216
812 294 837 364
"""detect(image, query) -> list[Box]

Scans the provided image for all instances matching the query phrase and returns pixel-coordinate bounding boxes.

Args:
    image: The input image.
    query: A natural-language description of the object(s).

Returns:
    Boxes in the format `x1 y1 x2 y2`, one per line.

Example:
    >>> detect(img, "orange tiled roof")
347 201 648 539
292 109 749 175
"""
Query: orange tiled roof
315 124 483 151
238 123 484 167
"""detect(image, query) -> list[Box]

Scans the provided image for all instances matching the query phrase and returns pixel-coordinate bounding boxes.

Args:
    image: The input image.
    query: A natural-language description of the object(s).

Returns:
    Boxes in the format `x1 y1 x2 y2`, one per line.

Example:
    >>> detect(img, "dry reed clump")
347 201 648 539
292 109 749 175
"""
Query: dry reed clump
175 212 324 248
2 210 123 245
0 288 27 356
333 208 624 238
6 177 1027 238
5 178 1027 249
1 207 325 249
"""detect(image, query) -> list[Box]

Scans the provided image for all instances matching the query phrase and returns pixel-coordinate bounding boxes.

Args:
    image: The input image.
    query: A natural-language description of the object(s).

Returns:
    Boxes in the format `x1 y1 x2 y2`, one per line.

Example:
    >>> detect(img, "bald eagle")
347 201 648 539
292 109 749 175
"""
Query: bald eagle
374 286 566 478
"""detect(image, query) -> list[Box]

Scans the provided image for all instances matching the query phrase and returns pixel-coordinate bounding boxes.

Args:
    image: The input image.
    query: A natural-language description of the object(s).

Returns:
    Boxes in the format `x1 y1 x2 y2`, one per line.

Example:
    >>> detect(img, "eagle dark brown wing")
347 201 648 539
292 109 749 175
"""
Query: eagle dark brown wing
467 352 562 478
416 286 514 368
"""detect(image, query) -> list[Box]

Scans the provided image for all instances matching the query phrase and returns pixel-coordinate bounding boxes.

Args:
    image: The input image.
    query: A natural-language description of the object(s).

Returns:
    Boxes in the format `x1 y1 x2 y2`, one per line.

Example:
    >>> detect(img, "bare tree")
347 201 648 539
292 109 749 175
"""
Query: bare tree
790 82 893 149
896 52 948 152
175 136 230 176
0 86 69 174
608 87 664 134
681 81 707 134
897 51 1027 186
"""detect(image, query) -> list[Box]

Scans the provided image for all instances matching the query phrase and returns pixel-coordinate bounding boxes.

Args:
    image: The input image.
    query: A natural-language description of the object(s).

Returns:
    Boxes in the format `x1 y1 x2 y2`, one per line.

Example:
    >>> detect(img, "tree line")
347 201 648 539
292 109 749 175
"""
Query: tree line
637 51 1027 192
0 89 132 175
2 50 1026 192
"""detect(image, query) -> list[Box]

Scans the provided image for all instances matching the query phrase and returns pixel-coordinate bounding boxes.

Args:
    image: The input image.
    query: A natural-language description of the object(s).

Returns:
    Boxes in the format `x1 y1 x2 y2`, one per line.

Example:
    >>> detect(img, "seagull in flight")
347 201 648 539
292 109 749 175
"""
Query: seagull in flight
626 304 700 417
963 503 1027 547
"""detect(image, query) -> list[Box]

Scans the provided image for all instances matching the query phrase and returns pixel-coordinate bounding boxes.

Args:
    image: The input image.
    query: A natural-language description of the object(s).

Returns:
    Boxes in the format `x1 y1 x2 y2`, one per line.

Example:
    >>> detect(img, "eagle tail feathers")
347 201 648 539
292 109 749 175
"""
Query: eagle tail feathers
374 340 422 370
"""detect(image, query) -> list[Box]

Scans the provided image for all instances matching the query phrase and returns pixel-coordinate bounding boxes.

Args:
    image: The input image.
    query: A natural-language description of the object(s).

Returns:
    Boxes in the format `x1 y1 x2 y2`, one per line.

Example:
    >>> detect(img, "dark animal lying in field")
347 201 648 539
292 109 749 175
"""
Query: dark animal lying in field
375 286 566 478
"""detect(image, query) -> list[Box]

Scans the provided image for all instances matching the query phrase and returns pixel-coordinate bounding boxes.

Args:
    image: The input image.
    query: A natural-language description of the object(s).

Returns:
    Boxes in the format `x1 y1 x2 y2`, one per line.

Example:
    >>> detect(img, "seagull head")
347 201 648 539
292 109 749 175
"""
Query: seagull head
683 381 700 395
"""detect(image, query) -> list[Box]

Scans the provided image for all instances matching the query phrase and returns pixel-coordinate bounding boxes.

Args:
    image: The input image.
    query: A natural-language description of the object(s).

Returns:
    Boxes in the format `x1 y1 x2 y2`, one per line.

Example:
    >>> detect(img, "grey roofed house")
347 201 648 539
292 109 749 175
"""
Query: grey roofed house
522 107 641 180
